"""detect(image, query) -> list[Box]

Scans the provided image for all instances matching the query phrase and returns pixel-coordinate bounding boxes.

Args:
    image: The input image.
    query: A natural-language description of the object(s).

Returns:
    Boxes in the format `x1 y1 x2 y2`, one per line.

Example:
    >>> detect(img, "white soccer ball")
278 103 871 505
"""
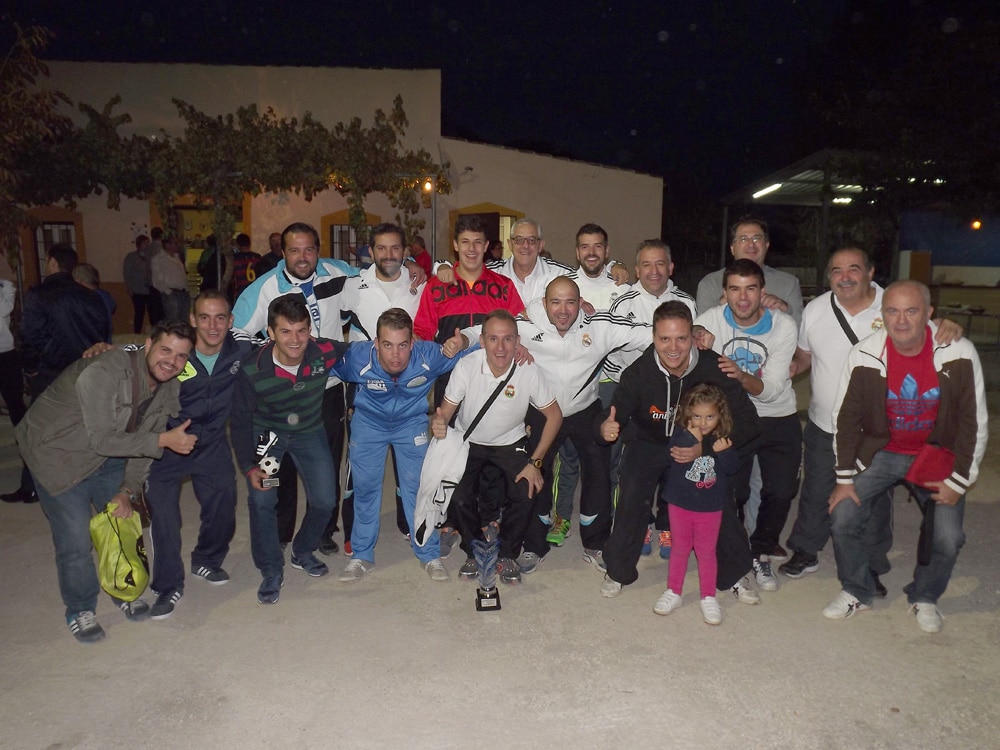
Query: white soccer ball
258 456 281 476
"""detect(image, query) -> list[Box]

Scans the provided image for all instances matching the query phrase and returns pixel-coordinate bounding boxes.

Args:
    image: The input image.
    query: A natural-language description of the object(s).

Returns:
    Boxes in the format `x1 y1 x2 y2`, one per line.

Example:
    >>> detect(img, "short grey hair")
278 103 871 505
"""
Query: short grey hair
510 218 542 239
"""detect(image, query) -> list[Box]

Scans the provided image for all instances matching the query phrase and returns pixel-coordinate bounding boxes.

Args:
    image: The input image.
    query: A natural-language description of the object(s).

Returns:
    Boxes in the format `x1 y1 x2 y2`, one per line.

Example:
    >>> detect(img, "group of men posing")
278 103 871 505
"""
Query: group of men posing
16 213 987 643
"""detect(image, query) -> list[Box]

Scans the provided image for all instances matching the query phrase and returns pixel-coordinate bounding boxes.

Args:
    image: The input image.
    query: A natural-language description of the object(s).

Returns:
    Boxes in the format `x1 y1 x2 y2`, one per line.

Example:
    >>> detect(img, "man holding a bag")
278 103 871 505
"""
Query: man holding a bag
824 281 988 633
16 321 198 644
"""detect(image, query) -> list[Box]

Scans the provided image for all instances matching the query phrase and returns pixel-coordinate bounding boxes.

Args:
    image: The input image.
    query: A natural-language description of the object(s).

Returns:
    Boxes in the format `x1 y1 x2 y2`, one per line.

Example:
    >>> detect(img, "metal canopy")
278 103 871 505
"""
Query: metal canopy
721 148 870 208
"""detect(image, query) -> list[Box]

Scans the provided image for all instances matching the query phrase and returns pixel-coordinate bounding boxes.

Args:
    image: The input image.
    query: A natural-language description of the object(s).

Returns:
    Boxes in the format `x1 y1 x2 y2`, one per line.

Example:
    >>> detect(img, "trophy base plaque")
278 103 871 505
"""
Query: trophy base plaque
261 477 280 488
476 586 501 611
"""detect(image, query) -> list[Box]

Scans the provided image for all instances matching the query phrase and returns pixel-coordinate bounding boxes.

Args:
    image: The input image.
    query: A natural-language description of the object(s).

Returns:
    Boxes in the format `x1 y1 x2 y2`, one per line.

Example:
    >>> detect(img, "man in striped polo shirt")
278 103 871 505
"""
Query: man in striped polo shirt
231 295 348 605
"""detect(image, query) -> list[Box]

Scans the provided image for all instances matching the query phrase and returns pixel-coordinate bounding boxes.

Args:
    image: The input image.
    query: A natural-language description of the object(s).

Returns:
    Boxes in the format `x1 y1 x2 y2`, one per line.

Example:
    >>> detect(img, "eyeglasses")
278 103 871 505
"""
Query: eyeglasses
735 235 766 245
511 236 540 247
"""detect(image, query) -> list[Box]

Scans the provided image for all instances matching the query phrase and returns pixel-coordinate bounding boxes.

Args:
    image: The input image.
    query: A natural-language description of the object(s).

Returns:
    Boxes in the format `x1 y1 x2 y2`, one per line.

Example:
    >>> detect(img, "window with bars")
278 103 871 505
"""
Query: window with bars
329 223 373 266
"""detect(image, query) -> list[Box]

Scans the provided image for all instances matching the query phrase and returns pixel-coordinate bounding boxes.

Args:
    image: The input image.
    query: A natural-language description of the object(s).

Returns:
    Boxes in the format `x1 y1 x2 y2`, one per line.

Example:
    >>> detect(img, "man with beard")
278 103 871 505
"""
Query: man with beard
339 223 427 551
598 302 760 601
233 221 425 556
16 321 198 643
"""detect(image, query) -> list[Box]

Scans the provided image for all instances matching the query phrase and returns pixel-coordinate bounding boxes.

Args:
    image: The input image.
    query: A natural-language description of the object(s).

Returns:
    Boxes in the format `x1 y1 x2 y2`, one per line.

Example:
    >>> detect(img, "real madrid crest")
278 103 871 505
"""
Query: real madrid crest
872 318 884 331
504 384 516 398
582 333 592 347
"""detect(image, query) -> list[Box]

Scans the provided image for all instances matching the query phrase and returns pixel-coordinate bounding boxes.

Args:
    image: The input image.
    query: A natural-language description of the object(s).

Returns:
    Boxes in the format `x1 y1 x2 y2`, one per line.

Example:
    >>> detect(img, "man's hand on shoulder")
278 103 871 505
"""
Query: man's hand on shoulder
609 262 630 286
760 293 789 313
82 342 116 359
404 259 426 290
436 264 455 285
932 318 964 345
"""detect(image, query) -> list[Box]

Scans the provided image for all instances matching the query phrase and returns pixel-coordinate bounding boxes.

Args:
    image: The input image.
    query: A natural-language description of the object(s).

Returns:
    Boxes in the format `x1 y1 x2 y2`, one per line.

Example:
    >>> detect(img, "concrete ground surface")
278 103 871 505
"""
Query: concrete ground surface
1 388 997 750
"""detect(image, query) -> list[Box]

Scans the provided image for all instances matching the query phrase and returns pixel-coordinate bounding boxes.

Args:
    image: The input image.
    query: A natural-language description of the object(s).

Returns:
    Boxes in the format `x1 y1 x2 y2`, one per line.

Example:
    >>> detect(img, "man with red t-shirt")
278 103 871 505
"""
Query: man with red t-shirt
824 281 987 633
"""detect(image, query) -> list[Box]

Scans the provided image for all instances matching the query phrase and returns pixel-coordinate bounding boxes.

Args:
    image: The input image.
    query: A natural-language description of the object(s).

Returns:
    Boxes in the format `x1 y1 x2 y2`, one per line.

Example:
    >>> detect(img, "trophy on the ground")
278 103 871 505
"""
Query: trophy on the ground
256 431 281 488
473 522 501 611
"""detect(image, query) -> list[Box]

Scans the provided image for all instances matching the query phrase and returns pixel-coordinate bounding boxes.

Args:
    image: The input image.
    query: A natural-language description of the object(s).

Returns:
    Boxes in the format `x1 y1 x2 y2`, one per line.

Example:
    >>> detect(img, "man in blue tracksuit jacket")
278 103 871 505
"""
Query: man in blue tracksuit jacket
331 308 474 583
146 290 253 618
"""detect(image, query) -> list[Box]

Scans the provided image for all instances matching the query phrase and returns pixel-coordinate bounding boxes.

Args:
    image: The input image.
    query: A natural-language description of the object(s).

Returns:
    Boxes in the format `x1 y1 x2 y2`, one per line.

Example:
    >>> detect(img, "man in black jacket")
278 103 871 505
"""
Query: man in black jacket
2 244 111 505
597 301 762 602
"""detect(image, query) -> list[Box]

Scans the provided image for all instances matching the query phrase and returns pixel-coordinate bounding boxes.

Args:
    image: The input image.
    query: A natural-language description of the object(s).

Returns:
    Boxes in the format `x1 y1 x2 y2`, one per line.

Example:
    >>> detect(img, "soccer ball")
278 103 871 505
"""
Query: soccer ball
258 456 280 476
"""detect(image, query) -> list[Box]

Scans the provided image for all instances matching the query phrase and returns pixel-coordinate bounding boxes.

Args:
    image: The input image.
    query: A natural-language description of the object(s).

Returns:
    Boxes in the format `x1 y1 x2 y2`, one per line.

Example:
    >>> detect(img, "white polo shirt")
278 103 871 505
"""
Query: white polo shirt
605 280 697 381
444 350 556 447
799 283 884 433
340 266 423 342
694 305 798 418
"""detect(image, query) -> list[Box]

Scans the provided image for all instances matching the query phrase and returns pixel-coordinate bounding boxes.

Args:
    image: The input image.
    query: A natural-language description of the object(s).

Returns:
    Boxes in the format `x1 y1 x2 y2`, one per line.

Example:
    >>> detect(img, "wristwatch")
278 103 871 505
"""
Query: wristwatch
528 458 543 469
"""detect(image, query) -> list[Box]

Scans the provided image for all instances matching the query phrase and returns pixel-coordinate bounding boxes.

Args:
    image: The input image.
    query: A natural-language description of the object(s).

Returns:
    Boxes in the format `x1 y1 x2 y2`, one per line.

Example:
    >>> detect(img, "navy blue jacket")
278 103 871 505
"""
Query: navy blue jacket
167 333 251 446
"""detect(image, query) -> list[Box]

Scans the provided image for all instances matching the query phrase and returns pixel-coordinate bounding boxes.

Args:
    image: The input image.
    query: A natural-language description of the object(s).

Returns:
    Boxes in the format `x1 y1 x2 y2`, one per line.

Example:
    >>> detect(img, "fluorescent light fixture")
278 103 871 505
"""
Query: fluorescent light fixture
752 183 782 199
832 197 853 204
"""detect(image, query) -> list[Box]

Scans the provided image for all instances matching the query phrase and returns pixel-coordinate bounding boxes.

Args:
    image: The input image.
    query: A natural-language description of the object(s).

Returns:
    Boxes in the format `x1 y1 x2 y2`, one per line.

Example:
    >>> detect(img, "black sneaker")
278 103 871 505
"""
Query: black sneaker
191 565 230 585
779 551 819 579
258 574 283 604
150 589 183 620
116 598 151 621
68 611 106 643
317 537 340 556
291 552 329 577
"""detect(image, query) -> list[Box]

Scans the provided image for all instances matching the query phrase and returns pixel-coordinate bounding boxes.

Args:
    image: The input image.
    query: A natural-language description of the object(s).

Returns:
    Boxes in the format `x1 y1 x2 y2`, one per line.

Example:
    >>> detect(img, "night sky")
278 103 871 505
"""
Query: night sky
5 1 991 199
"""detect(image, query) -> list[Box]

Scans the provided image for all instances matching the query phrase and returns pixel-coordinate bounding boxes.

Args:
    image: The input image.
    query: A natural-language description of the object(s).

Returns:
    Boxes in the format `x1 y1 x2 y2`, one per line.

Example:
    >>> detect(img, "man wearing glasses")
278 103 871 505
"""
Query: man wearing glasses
696 216 803 326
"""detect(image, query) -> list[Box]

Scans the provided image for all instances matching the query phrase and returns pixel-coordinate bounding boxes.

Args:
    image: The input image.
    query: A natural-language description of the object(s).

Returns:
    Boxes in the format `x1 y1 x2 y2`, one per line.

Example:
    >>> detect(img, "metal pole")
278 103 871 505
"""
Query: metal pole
431 186 437 262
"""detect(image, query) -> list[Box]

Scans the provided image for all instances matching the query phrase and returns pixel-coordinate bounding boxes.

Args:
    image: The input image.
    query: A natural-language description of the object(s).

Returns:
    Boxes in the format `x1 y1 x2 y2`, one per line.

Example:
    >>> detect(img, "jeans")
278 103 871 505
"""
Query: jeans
245 430 336 580
275 384 345 543
788 420 893 572
830 449 966 605
37 458 126 620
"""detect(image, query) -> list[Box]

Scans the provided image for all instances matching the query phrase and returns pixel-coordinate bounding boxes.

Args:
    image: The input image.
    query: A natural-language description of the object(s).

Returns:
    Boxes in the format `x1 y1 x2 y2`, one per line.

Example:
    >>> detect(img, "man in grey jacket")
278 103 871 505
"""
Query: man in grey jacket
16 321 199 643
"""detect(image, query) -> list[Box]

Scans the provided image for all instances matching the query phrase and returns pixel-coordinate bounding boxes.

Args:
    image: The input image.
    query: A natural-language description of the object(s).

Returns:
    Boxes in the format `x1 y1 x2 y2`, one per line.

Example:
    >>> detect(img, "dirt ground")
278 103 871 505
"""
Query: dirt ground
1 388 997 750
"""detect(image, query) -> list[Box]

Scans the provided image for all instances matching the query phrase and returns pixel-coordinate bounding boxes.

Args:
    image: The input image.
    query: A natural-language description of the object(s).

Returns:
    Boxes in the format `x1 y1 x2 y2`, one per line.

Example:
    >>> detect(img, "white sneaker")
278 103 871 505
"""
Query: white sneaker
653 589 683 616
752 558 779 591
601 576 623 598
731 576 761 605
822 590 871 619
910 602 943 633
424 558 450 582
338 559 375 582
700 596 722 625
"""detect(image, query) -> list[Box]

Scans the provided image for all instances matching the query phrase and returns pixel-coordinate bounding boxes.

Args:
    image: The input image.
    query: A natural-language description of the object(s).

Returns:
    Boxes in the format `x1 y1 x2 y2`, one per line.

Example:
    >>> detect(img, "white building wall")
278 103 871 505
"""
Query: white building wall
36 63 662 328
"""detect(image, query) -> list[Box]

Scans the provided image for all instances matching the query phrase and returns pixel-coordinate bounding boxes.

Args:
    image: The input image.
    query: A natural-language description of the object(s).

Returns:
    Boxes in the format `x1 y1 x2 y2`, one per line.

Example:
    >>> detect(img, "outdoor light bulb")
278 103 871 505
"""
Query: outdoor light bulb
423 179 433 192
971 219 982 230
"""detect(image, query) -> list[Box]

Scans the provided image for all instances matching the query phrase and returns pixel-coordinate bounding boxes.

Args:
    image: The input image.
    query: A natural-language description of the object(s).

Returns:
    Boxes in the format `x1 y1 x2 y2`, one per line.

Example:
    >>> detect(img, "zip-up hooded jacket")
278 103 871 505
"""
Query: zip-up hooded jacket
596 345 760 456
832 322 988 497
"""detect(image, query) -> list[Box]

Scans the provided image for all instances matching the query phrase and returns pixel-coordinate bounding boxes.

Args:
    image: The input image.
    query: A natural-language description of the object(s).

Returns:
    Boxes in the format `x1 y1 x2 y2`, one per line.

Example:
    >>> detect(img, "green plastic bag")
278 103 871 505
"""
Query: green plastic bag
89 502 150 602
